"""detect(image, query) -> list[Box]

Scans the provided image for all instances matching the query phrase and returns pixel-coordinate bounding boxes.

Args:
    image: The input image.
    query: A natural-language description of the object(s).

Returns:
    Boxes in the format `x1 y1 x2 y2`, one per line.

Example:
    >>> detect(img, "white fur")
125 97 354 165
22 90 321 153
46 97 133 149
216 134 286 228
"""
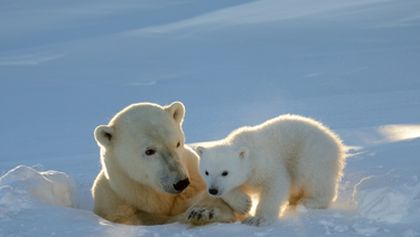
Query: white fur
197 114 346 226
92 102 238 225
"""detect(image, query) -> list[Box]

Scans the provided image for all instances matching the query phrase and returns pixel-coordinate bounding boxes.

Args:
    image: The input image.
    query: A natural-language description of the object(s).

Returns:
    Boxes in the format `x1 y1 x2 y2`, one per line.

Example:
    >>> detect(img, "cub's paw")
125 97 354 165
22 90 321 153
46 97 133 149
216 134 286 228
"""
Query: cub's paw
242 216 271 227
301 197 329 209
228 193 252 215
186 207 218 226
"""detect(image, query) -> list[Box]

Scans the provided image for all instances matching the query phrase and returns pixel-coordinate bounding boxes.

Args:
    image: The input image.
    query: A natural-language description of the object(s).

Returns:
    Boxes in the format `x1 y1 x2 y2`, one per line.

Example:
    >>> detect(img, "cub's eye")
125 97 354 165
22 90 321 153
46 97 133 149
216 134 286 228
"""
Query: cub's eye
205 170 209 176
221 171 229 177
145 149 156 156
176 141 181 148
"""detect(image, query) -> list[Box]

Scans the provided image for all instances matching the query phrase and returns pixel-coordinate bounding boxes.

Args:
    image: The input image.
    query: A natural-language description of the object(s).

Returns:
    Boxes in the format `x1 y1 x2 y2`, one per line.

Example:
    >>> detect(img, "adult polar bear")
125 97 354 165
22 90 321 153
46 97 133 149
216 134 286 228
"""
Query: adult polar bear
196 115 346 226
92 102 241 225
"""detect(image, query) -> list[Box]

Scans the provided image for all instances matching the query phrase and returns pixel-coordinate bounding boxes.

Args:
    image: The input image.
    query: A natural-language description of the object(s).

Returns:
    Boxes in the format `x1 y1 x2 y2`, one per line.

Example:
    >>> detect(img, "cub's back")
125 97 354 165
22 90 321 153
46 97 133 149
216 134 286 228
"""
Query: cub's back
225 114 342 158
233 115 341 157
256 114 339 143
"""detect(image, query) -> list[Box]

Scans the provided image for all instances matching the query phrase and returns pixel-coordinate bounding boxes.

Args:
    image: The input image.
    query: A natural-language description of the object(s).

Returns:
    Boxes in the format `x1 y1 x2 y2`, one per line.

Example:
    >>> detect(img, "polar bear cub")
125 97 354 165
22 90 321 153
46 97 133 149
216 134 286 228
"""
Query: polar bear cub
196 114 346 226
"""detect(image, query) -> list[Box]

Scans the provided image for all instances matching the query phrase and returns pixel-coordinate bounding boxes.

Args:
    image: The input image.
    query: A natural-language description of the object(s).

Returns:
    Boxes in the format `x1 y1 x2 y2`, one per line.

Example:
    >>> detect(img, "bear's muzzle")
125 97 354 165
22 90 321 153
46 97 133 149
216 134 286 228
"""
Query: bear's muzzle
173 178 190 192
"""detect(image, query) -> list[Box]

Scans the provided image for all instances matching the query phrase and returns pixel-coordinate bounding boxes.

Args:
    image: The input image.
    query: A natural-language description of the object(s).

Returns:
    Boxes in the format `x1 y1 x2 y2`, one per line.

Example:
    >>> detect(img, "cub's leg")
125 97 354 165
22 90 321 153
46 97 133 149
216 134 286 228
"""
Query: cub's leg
298 136 344 209
301 182 336 209
243 171 290 226
222 187 252 215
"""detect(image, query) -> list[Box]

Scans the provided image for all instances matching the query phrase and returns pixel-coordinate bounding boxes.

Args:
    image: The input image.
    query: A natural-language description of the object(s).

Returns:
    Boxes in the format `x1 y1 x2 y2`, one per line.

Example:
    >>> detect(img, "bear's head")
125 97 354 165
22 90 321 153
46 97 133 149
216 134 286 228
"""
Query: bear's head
94 101 191 194
196 144 250 197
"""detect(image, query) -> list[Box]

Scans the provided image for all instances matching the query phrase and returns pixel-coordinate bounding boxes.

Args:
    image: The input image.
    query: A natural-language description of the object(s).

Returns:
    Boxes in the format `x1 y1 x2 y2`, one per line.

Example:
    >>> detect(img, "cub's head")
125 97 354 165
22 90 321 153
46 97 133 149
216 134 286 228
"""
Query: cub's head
196 144 250 197
94 101 191 194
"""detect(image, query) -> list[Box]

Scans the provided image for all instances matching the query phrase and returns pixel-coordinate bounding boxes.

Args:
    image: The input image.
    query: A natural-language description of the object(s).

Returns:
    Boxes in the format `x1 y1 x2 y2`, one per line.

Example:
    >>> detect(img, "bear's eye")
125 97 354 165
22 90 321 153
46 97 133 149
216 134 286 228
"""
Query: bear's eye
221 171 229 177
205 170 209 176
176 141 181 148
145 148 156 156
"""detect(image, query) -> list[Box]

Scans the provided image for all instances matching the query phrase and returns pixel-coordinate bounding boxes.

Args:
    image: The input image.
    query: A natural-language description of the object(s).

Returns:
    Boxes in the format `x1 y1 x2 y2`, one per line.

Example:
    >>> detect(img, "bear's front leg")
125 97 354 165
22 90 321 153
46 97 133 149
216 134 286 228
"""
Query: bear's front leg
184 191 237 225
222 187 252 215
243 172 290 226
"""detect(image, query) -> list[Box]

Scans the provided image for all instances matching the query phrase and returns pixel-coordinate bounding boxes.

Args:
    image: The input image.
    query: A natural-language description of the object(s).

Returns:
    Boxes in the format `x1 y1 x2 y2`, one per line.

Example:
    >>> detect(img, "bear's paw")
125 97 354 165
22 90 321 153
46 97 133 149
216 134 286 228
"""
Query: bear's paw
186 207 219 225
242 216 272 227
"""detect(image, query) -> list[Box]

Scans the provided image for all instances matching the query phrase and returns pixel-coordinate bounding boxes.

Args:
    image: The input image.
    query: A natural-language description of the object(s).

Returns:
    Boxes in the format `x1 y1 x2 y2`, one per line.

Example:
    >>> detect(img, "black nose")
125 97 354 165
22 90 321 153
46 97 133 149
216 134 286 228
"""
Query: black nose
208 188 218 195
173 178 190 192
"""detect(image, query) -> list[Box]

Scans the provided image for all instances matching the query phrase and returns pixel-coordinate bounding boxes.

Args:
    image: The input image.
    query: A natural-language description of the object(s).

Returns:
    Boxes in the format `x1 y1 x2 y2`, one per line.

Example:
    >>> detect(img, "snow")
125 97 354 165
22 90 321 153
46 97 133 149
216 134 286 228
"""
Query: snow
0 165 75 210
353 175 419 224
1 0 420 236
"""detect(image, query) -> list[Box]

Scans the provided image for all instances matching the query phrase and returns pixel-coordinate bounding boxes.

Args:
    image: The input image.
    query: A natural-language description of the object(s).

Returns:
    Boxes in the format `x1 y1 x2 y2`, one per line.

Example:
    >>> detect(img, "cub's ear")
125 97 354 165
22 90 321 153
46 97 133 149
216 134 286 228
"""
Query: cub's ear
195 146 205 156
238 147 249 159
164 101 185 125
94 125 114 147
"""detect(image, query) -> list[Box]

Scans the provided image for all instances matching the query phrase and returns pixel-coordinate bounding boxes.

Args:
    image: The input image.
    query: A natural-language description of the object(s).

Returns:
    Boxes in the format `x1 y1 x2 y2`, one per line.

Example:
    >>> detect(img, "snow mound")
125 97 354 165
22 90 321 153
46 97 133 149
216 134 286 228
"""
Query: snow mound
353 174 420 224
0 165 76 218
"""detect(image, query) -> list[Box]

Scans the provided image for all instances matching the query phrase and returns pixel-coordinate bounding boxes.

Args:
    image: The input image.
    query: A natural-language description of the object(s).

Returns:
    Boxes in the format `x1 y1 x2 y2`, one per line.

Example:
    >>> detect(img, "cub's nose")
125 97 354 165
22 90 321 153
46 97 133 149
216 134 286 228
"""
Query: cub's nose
208 188 218 196
173 178 190 192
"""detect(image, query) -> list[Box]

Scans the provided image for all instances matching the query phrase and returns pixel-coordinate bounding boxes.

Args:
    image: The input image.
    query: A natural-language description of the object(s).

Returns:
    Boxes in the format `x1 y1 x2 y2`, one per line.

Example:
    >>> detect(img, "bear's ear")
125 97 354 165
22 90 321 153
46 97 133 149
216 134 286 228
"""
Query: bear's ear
195 146 205 156
94 125 114 147
164 101 185 125
238 147 249 159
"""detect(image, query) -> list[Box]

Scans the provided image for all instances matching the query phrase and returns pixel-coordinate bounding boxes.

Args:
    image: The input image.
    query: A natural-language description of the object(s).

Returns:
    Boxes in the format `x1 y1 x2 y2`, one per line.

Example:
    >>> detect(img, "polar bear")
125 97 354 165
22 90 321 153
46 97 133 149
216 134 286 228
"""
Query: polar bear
196 114 346 226
92 101 240 225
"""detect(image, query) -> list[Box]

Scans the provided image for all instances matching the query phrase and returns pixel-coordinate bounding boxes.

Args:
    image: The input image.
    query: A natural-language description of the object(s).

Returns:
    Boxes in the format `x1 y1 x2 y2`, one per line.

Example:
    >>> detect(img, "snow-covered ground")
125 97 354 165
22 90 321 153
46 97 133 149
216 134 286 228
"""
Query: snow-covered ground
1 0 420 236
